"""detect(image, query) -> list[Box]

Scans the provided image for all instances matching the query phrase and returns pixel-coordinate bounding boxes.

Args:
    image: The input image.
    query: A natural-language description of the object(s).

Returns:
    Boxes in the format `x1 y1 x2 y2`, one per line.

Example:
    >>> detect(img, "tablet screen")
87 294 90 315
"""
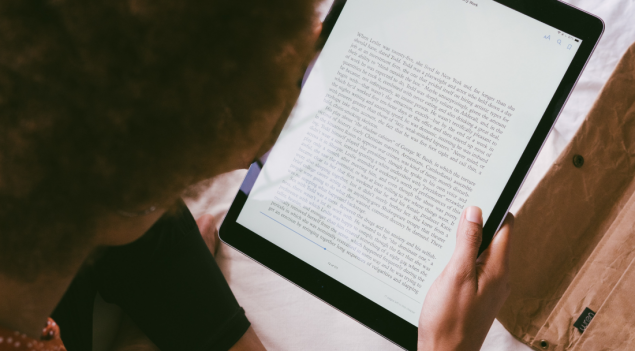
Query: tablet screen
237 0 581 326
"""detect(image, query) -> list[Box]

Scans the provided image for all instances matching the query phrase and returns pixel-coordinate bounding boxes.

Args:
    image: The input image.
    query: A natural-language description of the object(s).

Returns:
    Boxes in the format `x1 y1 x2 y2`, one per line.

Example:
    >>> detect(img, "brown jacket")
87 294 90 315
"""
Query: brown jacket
499 42 635 350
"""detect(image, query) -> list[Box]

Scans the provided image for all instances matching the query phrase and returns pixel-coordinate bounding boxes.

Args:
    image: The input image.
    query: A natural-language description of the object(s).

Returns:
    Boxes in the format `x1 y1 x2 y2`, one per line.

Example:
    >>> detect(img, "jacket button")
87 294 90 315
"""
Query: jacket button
540 340 549 349
573 154 584 168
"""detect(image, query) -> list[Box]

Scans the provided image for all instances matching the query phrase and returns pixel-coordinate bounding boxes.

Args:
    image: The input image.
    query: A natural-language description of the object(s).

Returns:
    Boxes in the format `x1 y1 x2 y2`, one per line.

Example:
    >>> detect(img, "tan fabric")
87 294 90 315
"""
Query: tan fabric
498 42 635 350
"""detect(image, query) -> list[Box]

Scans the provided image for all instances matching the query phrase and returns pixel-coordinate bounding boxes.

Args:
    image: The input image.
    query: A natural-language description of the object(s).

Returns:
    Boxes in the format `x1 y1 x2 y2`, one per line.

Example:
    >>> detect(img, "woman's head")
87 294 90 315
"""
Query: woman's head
0 0 319 280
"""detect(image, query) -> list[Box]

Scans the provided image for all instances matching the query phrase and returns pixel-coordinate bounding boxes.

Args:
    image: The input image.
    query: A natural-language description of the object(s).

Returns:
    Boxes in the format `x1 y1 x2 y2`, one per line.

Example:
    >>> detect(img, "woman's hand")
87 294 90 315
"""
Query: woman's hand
418 207 514 351
196 213 221 256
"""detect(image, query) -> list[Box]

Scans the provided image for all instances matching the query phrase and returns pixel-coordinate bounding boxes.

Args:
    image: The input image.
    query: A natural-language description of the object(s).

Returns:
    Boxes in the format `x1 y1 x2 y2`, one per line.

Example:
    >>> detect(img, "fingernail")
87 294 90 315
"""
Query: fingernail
506 213 515 230
465 206 482 225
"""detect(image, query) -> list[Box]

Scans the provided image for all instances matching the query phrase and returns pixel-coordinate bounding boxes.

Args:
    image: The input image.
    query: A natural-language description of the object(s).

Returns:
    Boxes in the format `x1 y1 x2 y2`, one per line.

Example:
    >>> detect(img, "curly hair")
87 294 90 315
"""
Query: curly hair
0 0 318 280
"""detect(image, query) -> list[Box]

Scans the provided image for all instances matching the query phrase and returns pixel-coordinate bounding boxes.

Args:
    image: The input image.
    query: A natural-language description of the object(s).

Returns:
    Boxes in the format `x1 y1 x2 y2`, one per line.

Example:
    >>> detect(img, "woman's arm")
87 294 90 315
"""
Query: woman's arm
110 317 266 351
109 213 268 351
229 327 267 351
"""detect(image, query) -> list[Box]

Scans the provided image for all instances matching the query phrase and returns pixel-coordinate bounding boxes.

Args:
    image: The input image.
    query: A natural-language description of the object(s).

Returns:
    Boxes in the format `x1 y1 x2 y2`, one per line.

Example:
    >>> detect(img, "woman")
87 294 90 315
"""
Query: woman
0 1 513 350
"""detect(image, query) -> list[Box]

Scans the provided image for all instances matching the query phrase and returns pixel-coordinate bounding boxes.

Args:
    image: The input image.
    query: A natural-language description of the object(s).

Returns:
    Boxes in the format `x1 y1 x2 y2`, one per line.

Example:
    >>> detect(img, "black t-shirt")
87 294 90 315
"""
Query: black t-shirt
52 200 250 351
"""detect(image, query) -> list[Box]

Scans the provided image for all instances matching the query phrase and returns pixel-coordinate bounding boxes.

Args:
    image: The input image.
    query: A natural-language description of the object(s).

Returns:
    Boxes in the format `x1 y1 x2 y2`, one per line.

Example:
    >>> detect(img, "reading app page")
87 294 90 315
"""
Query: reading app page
237 0 581 325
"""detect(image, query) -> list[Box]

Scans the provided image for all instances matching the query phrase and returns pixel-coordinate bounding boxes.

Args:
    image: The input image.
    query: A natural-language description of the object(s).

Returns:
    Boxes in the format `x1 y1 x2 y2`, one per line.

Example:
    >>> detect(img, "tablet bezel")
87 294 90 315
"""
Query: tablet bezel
220 1 603 349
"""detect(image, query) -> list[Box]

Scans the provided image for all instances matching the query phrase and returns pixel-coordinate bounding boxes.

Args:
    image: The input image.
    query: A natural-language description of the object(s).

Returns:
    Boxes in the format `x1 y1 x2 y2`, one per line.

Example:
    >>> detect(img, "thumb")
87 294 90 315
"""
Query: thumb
478 213 514 280
449 206 483 274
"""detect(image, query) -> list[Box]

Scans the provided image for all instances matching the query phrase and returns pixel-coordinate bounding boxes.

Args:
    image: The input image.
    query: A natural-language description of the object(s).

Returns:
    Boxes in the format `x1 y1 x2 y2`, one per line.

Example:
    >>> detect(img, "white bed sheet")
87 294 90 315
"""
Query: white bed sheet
185 1 635 349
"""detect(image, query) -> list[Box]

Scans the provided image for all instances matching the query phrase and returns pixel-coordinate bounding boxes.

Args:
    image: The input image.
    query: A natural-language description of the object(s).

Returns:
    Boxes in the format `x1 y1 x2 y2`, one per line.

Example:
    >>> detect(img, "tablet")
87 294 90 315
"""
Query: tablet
220 0 603 349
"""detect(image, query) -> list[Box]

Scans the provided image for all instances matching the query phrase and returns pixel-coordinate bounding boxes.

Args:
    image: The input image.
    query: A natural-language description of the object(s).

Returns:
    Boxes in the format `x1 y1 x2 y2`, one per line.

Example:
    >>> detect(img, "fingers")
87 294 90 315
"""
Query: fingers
449 206 484 277
480 213 514 280
196 214 220 256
